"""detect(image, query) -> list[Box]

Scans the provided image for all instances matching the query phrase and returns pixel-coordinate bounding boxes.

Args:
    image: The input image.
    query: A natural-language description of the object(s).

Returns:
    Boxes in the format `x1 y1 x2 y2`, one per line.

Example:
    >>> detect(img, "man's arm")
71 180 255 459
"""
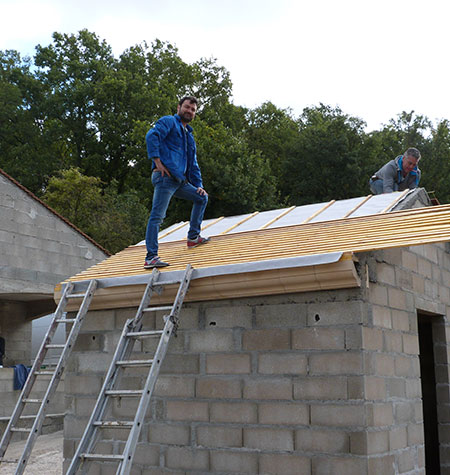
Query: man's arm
153 158 171 177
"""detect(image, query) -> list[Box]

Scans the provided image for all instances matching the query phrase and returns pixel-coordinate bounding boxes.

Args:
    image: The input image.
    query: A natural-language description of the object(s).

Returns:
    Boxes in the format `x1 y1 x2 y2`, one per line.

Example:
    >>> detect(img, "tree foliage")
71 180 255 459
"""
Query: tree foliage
1 29 450 253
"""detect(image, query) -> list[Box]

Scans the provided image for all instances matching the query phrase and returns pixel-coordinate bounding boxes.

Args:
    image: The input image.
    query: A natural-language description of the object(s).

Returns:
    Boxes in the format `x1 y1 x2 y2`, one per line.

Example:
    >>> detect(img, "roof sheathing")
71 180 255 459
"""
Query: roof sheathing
56 202 450 310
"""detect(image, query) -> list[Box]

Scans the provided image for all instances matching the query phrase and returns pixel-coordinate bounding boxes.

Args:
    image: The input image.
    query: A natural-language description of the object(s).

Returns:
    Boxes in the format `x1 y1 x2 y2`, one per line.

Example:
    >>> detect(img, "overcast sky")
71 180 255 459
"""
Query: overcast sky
2 0 450 131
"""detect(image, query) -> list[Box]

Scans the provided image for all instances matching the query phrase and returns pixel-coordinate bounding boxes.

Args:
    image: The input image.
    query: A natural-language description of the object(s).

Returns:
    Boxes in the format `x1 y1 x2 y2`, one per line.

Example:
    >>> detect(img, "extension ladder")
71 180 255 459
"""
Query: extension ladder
67 264 193 475
0 279 98 474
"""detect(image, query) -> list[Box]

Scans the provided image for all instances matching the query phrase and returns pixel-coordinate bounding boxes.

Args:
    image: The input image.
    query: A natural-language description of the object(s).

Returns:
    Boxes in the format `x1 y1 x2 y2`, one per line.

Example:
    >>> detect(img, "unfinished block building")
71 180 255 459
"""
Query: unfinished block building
0 169 109 432
58 188 450 474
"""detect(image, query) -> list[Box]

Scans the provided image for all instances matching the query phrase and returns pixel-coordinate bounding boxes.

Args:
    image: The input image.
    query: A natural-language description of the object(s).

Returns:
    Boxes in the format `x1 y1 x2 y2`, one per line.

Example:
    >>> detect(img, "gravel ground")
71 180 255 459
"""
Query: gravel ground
0 431 63 475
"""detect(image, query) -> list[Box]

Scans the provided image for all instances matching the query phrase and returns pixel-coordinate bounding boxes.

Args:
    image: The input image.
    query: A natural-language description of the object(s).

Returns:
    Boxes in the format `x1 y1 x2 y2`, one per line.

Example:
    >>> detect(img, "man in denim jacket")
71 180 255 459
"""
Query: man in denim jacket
369 147 421 194
144 96 210 269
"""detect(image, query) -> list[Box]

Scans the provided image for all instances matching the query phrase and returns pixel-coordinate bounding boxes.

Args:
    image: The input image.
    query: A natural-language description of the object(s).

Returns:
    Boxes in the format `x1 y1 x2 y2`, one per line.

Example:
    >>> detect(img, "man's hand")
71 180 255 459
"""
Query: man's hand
153 158 170 177
196 187 208 196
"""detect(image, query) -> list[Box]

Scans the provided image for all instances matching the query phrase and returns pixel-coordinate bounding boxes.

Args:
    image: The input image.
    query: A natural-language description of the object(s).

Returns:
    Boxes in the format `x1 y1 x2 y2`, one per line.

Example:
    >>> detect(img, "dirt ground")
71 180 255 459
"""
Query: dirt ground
0 431 63 475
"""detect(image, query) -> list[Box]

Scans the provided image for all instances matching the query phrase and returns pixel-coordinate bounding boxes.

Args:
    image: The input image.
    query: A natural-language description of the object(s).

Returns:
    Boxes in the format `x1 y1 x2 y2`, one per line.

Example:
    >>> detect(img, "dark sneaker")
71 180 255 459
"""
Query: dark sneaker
187 235 211 249
144 256 169 269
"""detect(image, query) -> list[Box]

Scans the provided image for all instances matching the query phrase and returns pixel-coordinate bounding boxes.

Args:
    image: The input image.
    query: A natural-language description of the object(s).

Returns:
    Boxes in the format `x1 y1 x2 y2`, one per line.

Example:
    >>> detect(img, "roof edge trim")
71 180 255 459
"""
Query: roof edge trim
64 252 344 294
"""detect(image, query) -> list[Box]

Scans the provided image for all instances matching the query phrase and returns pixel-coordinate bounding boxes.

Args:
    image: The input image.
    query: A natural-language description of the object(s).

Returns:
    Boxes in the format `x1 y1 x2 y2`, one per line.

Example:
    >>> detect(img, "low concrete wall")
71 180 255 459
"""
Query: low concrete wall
0 368 65 441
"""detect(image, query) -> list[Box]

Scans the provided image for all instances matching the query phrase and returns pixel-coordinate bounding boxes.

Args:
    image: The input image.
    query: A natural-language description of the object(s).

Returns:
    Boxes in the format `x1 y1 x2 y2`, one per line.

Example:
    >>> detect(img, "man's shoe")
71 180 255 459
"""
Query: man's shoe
187 235 211 249
144 256 169 269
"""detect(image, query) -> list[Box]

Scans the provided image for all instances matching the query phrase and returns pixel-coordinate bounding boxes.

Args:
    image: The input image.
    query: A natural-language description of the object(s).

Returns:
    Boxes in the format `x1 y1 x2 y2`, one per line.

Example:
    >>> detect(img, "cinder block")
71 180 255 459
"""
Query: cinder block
244 427 294 451
386 377 406 398
196 425 242 448
154 375 195 397
394 401 415 424
210 450 258 473
156 306 199 330
258 353 307 375
131 443 160 467
397 447 416 473
166 401 209 422
383 332 402 353
148 423 190 445
243 378 292 400
312 456 367 475
65 375 102 396
373 353 396 377
259 402 308 425
205 305 252 328
307 301 366 326
165 447 209 471
242 329 290 351
362 327 383 351
294 376 347 400
403 334 420 355
206 353 251 374
376 262 396 286
292 328 345 350
350 430 389 455
365 403 393 427
196 377 242 399
73 333 105 352
210 402 257 423
310 404 365 427
161 354 199 374
394 356 415 378
368 454 396 475
254 303 307 328
369 285 388 306
259 453 311 475
389 426 407 450
372 305 392 329
388 287 408 311
402 250 418 272
189 329 234 352
309 352 362 375
295 428 349 454
81 310 115 332
364 376 387 400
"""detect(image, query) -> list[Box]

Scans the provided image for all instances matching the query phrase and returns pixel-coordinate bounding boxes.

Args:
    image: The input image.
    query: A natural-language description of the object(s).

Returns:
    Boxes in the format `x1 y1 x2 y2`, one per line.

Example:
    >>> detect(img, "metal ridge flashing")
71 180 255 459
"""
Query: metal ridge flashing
64 252 344 294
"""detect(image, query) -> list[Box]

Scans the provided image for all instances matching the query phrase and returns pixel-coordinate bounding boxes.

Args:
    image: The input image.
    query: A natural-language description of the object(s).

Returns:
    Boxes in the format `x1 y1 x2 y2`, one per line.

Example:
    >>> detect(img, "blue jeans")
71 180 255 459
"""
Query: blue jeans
145 171 208 259
369 178 398 195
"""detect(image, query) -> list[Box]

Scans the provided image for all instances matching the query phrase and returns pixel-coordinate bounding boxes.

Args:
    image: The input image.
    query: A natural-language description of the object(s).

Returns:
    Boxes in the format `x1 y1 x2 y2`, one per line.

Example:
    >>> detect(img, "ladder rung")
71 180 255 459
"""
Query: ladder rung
126 330 164 338
81 453 125 461
45 344 65 349
11 428 31 433
104 390 143 397
34 370 55 375
0 459 19 464
93 421 133 428
67 293 87 299
143 305 173 312
152 279 182 287
55 318 76 323
22 398 43 404
116 359 154 367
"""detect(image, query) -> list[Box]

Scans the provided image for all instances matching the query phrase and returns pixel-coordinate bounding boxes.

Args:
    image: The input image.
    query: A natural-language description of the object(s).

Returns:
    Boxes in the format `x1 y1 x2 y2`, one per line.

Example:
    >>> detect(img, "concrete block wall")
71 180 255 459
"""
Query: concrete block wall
62 242 450 474
359 242 450 474
0 301 30 365
0 173 108 295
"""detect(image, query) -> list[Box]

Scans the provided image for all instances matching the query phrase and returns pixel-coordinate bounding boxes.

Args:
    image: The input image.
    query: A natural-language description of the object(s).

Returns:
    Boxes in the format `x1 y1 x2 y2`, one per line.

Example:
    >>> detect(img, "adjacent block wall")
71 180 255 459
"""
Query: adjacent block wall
63 242 450 474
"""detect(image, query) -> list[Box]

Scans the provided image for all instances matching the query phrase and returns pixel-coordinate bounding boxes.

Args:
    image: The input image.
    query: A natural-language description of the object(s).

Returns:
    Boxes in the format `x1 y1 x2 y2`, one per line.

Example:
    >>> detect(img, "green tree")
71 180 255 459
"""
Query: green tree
281 104 366 204
42 168 147 253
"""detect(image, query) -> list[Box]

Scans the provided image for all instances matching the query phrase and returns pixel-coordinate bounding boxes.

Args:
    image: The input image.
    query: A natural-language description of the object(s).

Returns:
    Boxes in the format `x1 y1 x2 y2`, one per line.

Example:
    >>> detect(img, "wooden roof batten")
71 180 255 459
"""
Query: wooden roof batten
55 202 450 311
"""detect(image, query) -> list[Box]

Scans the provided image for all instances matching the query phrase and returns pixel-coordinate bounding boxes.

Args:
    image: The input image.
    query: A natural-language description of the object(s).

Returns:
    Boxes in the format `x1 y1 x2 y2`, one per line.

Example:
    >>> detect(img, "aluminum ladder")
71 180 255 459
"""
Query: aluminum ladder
0 279 98 474
67 264 193 475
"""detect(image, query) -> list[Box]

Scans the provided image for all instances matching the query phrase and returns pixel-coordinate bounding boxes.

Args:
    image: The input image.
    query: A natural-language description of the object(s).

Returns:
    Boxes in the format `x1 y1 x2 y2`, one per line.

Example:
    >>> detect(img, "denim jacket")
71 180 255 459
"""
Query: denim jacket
146 114 203 188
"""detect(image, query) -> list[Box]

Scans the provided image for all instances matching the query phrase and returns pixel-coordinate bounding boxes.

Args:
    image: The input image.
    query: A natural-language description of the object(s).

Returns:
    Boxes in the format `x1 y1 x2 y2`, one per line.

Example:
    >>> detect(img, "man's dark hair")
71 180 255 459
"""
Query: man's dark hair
179 96 198 107
405 147 421 160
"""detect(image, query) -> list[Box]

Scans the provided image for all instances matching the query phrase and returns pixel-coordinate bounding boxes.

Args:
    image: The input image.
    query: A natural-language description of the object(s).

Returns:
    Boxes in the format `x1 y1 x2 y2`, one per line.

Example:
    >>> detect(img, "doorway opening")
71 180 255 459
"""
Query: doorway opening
417 312 441 474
